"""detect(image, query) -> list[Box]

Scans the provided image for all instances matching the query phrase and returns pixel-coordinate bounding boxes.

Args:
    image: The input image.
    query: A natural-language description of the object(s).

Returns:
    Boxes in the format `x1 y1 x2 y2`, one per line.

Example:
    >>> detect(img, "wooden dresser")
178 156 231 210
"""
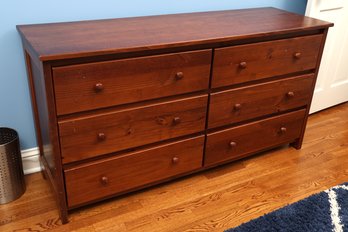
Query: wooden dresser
17 8 332 223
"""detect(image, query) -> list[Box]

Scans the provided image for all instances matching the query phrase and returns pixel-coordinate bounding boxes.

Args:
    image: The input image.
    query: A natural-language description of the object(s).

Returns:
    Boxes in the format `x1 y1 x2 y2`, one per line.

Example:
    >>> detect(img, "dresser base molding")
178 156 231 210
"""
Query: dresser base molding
17 8 332 223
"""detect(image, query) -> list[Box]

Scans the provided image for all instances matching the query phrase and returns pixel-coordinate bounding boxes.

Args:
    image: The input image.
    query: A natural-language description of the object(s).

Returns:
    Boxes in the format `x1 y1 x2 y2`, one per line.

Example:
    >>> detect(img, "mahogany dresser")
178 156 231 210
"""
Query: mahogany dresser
17 8 332 223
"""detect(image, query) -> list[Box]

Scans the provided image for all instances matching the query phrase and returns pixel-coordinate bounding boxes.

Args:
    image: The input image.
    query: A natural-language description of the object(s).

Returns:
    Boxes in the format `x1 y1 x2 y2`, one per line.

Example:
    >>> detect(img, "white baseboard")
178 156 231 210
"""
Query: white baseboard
21 147 41 175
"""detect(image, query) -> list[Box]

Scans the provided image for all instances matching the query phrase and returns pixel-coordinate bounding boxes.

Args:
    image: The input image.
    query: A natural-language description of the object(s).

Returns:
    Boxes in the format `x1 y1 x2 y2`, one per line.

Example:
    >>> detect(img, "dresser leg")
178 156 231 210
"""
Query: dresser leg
290 138 303 150
41 167 47 180
38 156 47 180
60 211 69 224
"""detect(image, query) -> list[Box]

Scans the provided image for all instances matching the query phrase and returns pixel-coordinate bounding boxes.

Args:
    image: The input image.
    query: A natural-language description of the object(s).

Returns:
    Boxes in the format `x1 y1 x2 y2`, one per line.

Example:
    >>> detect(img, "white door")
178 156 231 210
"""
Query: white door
306 0 348 113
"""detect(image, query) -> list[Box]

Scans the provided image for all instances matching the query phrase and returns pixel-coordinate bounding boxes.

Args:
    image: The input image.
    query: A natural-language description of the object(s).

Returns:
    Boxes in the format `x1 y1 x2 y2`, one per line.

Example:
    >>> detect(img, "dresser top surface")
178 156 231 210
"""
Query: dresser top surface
17 7 332 61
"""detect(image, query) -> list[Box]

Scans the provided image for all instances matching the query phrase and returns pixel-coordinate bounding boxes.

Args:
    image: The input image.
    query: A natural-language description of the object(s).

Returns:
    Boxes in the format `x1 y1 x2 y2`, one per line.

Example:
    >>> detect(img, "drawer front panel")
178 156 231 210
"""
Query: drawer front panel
59 95 207 163
212 35 322 88
65 136 204 207
208 74 314 128
205 109 306 166
53 50 212 115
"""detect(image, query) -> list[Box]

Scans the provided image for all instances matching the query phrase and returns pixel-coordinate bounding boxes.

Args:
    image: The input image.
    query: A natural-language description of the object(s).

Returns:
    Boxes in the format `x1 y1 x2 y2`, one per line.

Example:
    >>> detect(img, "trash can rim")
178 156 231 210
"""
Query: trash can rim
0 127 19 146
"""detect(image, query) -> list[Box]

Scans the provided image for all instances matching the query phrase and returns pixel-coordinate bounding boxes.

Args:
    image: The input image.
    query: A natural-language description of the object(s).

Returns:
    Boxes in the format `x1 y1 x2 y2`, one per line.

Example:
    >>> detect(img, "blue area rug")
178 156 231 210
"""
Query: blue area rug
226 183 348 232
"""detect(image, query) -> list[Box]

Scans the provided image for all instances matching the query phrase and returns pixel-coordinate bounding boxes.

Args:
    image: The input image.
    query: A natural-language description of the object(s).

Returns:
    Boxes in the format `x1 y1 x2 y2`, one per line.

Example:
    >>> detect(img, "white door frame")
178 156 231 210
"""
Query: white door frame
306 0 348 113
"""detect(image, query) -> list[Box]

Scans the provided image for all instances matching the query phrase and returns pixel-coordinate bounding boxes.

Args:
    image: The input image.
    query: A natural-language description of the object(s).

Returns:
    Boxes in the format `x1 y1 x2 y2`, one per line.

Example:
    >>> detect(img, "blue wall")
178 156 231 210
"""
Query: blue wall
0 1 307 150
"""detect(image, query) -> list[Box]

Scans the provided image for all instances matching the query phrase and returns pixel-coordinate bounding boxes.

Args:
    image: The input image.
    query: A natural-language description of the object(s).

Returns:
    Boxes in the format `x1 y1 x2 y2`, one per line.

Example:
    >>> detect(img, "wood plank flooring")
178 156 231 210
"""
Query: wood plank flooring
1 102 348 232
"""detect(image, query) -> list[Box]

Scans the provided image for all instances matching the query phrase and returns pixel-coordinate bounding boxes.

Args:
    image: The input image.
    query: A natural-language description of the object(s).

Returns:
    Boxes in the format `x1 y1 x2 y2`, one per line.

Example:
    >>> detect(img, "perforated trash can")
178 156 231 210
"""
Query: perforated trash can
0 127 26 204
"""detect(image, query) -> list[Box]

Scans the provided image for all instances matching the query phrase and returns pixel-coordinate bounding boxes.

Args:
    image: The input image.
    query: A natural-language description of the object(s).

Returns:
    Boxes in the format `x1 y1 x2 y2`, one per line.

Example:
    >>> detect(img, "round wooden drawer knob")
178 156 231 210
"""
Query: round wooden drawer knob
280 127 287 134
172 157 179 164
101 176 109 185
239 61 247 69
175 72 184 80
97 132 106 141
286 91 295 98
127 128 134 135
294 52 301 59
94 83 104 92
234 103 242 111
172 117 181 125
229 141 237 148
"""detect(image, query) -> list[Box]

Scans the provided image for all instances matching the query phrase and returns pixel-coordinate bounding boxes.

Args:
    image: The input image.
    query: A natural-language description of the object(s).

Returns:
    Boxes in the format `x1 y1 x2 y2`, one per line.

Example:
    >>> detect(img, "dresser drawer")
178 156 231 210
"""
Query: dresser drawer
59 94 207 163
53 50 211 115
64 136 204 207
212 35 322 88
205 109 306 166
208 74 314 128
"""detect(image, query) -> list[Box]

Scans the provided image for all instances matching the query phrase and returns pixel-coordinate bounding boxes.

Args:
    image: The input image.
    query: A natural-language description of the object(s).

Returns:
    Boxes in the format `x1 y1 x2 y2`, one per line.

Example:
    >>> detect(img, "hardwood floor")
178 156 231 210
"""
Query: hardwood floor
1 102 348 232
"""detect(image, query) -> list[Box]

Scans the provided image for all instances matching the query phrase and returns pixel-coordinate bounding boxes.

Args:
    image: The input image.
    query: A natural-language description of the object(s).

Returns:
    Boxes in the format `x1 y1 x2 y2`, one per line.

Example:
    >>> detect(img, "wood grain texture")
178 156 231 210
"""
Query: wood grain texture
25 53 69 223
53 50 211 115
291 29 329 150
59 95 207 163
212 35 322 88
208 74 314 128
16 8 332 61
1 102 347 232
16 8 332 224
205 109 306 166
65 136 204 207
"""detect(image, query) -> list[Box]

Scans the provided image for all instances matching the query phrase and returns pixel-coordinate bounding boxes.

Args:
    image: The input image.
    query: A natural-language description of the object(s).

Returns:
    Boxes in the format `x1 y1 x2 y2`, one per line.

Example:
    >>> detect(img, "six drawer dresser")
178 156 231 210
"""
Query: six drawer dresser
17 8 332 223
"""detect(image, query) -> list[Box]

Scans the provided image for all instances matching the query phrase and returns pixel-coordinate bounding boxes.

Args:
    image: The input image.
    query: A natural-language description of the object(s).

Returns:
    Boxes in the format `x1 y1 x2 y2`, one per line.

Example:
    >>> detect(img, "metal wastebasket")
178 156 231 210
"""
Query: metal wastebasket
0 127 26 204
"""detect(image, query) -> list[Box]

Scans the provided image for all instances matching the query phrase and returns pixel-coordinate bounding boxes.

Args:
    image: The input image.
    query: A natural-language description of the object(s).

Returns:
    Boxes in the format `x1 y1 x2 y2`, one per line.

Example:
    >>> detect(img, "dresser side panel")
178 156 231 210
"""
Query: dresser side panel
291 28 330 149
30 60 56 175
27 55 68 223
